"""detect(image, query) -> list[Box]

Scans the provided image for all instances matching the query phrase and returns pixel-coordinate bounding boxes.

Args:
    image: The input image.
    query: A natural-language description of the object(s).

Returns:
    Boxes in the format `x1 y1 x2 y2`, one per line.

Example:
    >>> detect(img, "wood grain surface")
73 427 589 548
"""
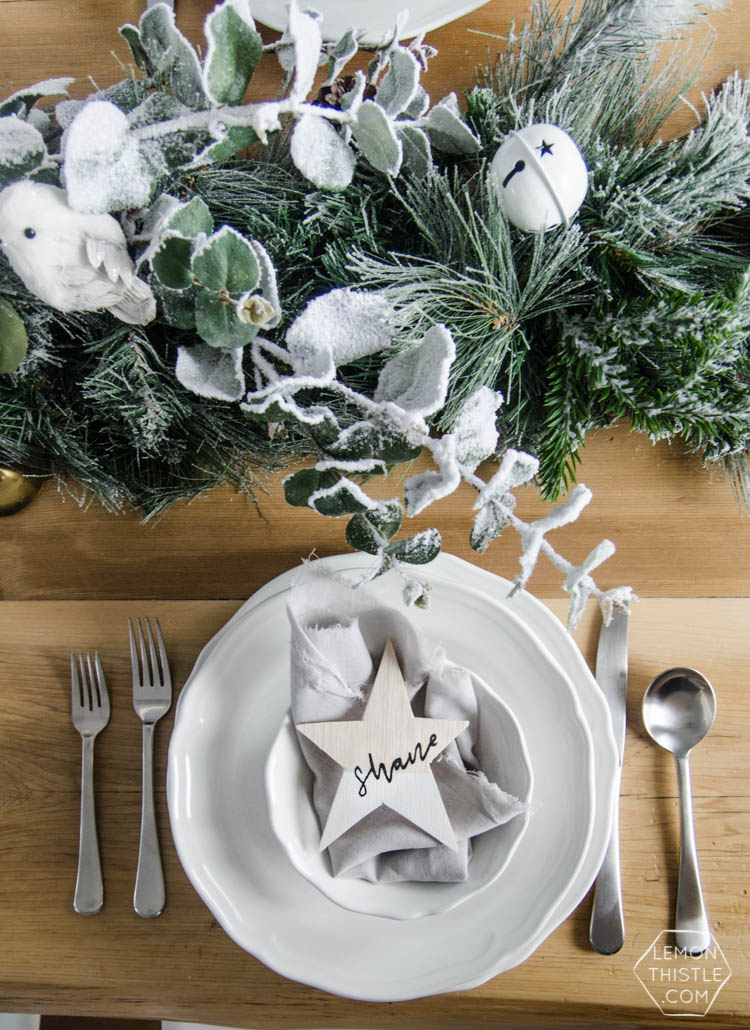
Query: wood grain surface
0 0 749 1027
0 598 748 1029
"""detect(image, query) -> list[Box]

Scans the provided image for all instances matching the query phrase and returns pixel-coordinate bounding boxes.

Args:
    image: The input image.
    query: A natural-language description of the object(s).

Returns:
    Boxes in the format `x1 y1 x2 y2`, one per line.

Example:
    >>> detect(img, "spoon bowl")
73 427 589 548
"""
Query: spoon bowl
643 667 716 956
642 667 716 757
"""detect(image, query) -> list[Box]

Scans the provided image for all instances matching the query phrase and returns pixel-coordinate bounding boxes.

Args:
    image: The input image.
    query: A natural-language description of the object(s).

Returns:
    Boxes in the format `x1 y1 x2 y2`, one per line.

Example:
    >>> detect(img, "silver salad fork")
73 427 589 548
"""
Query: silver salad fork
129 617 172 918
71 651 110 916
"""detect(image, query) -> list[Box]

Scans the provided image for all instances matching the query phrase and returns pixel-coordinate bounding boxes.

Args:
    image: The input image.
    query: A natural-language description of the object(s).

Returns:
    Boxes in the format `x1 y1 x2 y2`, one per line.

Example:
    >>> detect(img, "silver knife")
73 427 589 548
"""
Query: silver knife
589 605 629 954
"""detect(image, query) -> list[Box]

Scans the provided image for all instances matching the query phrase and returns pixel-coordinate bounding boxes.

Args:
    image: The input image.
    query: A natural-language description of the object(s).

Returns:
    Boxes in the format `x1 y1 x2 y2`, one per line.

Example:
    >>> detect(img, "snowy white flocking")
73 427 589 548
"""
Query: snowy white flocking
489 124 588 232
0 181 155 325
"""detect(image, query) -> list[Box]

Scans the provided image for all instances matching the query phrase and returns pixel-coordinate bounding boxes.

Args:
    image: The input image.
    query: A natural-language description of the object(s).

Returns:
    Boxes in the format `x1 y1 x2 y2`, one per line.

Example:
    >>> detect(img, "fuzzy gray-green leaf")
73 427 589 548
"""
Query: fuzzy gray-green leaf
398 125 432 177
324 28 360 84
376 46 420 117
291 113 355 191
426 94 481 155
353 101 402 176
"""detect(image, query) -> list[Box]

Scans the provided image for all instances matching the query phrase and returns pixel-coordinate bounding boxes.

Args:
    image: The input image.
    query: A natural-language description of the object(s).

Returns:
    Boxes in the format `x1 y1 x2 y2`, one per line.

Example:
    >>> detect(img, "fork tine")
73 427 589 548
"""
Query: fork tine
78 652 92 710
86 652 99 707
136 618 152 689
71 652 82 710
153 618 171 691
128 619 139 690
144 618 160 687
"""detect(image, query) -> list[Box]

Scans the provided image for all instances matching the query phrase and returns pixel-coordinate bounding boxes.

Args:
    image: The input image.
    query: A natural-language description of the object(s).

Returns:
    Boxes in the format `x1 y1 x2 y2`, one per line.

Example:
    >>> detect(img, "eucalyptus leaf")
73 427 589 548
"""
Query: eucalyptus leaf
0 77 73 118
310 477 372 516
175 341 245 400
195 287 257 347
290 112 355 190
353 101 402 176
0 116 46 186
385 528 441 564
152 233 194 289
376 46 420 117
191 226 260 298
0 298 28 373
346 512 383 554
164 195 214 237
283 466 338 506
203 0 263 105
152 279 197 329
329 420 421 463
194 124 258 165
470 499 513 554
139 3 207 109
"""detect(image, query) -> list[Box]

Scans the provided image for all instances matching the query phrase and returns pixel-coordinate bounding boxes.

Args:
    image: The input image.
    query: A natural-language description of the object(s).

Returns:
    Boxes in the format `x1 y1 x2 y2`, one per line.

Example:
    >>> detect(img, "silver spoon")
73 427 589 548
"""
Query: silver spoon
642 667 716 955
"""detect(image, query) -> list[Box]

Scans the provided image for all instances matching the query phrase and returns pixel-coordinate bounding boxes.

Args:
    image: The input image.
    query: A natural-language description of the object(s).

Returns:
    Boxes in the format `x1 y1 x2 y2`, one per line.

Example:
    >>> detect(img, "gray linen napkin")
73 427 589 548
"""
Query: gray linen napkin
288 564 528 882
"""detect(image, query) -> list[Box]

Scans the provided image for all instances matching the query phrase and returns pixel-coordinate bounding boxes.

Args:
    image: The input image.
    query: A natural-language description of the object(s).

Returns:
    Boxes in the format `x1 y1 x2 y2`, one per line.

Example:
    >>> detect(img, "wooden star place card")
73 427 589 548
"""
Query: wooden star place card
296 639 468 851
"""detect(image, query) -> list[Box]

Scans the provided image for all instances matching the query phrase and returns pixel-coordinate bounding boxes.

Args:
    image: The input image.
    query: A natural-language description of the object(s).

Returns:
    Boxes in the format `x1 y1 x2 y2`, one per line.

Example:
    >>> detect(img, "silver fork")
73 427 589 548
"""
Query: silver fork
71 651 110 916
129 617 172 918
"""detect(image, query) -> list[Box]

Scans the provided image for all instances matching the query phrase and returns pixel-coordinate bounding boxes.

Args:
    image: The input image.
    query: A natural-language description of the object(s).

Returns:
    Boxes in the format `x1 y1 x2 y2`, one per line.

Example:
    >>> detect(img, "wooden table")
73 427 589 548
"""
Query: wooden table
1 2 749 1028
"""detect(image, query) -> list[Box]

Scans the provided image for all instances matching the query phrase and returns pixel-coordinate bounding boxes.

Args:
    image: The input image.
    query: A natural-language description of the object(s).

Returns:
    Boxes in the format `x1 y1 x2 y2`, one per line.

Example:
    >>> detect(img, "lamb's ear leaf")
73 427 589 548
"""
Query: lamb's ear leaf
290 113 355 190
352 101 402 176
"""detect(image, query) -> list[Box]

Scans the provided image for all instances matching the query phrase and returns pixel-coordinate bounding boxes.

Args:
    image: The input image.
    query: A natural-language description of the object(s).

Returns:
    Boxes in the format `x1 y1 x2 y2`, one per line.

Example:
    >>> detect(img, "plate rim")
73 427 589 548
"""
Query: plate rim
167 556 613 1000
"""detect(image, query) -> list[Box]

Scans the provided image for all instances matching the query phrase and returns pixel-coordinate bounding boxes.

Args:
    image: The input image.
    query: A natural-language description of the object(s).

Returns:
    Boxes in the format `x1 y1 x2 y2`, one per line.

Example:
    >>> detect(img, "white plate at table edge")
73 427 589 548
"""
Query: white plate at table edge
252 0 492 43
168 553 616 999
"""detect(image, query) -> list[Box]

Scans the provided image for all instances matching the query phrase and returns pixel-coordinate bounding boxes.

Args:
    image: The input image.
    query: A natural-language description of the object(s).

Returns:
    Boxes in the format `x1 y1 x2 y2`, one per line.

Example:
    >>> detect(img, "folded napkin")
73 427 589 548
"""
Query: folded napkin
288 564 528 883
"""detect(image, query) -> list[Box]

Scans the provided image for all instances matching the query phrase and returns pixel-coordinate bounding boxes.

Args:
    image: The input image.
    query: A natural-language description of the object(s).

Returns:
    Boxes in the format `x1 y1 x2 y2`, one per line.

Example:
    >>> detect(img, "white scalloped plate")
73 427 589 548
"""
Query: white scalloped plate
264 660 534 920
167 557 616 1001
253 0 492 43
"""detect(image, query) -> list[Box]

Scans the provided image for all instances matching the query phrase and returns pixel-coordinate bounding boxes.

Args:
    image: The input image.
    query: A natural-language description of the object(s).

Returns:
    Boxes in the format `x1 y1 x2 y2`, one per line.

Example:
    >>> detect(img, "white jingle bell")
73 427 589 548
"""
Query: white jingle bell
490 123 588 232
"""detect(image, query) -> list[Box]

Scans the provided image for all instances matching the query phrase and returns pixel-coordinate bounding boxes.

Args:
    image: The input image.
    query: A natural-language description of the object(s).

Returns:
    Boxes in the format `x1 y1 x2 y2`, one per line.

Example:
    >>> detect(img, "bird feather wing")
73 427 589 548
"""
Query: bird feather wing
85 235 133 283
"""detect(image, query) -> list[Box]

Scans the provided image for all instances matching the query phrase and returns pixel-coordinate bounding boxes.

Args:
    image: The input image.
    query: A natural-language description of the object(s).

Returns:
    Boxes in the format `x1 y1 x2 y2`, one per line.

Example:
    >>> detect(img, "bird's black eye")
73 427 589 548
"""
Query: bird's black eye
24 227 36 239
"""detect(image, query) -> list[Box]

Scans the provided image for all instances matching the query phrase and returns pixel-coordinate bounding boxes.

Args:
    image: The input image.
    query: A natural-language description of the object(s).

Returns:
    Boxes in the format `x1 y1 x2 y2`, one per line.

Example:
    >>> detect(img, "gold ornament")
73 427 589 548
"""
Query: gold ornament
0 469 41 516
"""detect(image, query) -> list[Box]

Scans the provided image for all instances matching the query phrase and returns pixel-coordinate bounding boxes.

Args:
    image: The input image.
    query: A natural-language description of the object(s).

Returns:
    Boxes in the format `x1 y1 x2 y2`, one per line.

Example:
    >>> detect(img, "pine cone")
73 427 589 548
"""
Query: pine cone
316 75 377 109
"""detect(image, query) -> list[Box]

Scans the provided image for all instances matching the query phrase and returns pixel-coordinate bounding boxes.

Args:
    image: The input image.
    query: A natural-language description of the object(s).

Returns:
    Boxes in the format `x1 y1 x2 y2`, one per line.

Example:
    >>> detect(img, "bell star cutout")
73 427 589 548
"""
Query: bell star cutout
296 640 468 851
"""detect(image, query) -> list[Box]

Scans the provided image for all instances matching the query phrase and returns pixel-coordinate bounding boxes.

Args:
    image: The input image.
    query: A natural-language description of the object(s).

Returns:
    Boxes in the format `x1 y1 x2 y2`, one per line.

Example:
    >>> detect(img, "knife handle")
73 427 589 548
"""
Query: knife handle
589 802 625 954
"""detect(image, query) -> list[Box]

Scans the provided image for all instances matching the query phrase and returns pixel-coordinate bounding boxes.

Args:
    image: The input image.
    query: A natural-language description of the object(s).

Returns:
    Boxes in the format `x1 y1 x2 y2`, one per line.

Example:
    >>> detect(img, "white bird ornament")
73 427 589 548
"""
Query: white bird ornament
0 180 156 325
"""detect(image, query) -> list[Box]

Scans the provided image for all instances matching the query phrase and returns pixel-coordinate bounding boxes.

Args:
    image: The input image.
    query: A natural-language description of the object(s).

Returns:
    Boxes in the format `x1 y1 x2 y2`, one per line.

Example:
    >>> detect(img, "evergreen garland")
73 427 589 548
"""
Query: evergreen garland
0 0 748 531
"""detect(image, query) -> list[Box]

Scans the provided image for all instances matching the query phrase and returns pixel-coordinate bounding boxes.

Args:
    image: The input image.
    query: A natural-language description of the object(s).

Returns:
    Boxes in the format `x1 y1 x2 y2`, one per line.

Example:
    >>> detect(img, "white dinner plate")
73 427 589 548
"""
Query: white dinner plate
168 556 615 1001
264 660 534 920
253 0 492 43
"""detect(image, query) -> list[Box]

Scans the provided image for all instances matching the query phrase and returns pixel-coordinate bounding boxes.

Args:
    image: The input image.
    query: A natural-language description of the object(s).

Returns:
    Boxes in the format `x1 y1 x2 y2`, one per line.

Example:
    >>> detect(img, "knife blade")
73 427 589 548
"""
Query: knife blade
589 605 629 954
